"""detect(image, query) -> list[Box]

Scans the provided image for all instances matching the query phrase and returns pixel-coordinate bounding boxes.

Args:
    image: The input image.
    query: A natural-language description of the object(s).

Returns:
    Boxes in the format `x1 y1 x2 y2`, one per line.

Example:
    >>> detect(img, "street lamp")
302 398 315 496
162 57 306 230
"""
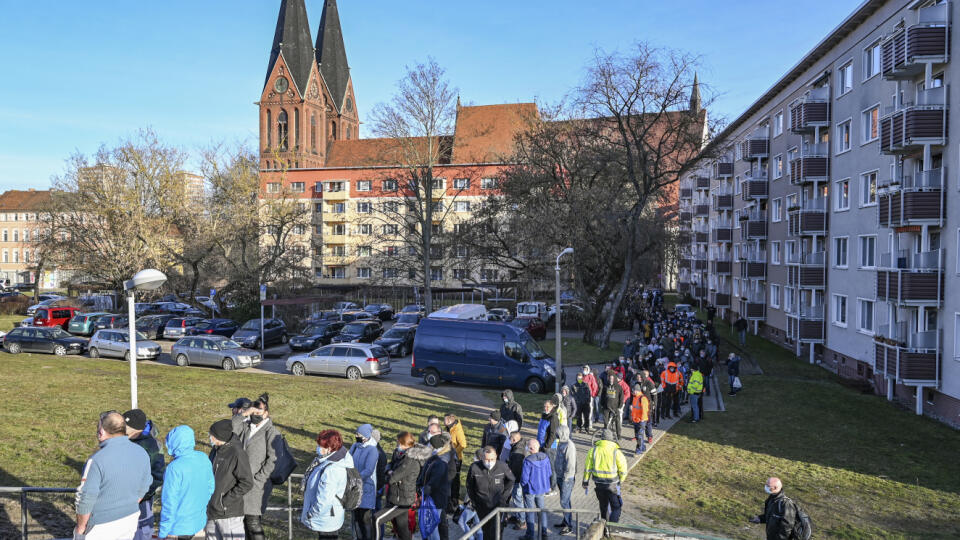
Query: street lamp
123 268 167 409
554 247 574 393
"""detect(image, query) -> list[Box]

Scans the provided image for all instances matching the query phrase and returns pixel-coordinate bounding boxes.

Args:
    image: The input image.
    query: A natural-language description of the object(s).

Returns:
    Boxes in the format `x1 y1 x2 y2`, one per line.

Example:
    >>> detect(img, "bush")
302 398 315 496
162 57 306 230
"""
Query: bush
0 297 30 315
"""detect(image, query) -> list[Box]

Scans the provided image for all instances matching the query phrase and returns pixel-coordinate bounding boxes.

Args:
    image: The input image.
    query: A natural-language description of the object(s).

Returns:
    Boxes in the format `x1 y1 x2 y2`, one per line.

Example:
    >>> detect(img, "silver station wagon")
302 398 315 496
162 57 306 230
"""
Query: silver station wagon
88 329 161 361
171 335 261 370
286 343 391 380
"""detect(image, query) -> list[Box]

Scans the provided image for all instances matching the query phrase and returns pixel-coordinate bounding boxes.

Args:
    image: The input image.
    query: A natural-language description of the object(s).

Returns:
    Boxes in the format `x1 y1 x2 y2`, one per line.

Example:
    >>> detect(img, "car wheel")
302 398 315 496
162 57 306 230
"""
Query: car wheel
175 353 189 367
253 339 261 349
222 358 235 371
423 369 440 387
54 345 68 356
281 334 289 344
124 351 131 362
292 362 305 376
525 377 545 394
89 347 100 358
346 366 362 380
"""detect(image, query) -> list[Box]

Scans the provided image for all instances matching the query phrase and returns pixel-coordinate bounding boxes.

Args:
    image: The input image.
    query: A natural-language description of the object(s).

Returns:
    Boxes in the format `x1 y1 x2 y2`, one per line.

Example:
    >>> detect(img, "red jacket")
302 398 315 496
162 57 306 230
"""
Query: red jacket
618 378 631 403
583 372 599 397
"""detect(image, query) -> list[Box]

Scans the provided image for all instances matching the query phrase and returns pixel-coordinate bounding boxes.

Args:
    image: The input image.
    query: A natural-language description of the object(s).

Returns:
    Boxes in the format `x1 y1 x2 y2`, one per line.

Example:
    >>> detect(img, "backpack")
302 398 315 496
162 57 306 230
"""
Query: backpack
790 499 813 540
269 434 298 485
337 467 364 511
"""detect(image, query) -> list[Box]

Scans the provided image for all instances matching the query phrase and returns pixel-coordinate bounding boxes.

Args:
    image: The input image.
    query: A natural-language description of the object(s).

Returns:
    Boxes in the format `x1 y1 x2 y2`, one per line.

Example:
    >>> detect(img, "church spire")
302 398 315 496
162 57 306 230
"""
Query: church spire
264 0 315 96
689 72 702 113
315 0 351 112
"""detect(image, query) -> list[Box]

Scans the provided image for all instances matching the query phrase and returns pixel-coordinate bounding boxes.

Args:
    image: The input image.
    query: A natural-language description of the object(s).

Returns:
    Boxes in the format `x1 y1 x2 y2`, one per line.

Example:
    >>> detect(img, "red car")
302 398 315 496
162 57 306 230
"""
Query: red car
510 316 547 340
34 306 81 330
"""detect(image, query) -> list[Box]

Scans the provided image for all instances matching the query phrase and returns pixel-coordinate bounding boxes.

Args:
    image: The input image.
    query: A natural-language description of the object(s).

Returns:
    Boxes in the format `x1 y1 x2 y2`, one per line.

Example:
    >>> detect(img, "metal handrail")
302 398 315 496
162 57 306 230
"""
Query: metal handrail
460 507 600 540
0 486 78 540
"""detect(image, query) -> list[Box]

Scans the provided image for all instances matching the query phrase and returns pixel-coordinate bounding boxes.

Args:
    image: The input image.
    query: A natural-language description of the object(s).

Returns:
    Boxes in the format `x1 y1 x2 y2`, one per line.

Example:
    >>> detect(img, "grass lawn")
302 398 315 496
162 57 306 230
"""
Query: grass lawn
628 314 960 538
0 313 24 331
541 337 623 368
0 352 487 539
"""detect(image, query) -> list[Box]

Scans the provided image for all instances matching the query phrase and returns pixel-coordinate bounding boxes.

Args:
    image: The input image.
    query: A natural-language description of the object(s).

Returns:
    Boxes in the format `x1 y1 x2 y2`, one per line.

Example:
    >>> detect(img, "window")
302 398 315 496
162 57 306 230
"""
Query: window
835 179 850 210
773 111 784 136
834 237 848 268
860 171 877 207
453 268 468 280
357 202 371 213
385 246 399 257
11 250 17 263
430 178 445 190
481 268 498 282
357 180 371 192
861 106 879 143
455 245 468 258
857 299 874 334
277 110 289 151
22 230 29 241
770 285 781 308
771 241 781 264
859 235 876 268
357 246 371 257
290 182 304 193
733 209 740 227
331 224 345 236
481 178 496 189
774 155 783 179
333 203 345 213
314 203 322 213
832 294 848 326
358 224 372 235
837 62 854 95
326 181 345 192
784 287 796 313
12 230 17 242
453 223 469 235
357 267 371 279
454 201 471 212
383 268 399 279
786 240 797 263
23 249 29 263
430 267 443 281
836 120 852 153
864 42 881 80
382 201 399 213
293 225 305 235
453 178 470 189
266 182 281 194
733 278 740 297
382 179 397 191
771 198 782 222
786 193 798 210
735 175 741 194
329 245 346 257
383 224 398 235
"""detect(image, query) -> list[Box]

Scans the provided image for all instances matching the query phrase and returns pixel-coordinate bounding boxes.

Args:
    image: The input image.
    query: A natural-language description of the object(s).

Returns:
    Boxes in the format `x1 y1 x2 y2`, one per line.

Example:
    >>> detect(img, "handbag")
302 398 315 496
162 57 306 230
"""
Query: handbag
732 376 743 389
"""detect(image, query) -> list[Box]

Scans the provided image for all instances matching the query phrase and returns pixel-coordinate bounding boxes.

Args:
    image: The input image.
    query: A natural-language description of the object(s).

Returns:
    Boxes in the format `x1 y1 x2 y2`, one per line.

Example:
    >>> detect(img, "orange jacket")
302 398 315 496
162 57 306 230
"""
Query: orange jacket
660 362 684 390
630 393 649 423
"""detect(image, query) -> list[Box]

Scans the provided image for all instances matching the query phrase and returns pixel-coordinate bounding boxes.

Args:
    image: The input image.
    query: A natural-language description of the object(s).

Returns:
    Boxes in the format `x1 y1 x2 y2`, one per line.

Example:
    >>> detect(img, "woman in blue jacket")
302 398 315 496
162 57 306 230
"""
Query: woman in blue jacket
349 423 379 540
302 429 354 539
158 425 215 540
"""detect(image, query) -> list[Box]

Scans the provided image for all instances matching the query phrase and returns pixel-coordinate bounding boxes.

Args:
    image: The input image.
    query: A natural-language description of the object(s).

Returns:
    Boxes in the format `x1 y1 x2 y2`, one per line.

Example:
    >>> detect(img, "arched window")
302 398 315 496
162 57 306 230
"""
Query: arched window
346 126 352 140
310 115 317 151
266 110 272 148
294 108 300 148
330 121 337 140
278 110 289 151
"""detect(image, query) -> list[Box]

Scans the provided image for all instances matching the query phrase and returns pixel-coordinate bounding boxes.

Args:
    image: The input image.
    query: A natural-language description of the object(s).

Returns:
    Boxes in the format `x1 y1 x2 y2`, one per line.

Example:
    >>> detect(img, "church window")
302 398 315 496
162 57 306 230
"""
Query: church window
278 110 289 151
330 121 337 140
310 115 317 151
266 110 272 148
294 109 300 148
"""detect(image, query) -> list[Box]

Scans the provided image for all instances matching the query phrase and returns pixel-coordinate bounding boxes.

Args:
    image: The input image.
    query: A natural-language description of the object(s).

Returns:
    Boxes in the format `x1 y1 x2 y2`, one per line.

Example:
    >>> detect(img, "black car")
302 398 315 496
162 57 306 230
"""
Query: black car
363 304 395 321
289 321 345 351
185 318 239 338
339 310 374 323
394 313 423 326
397 304 425 318
3 326 87 356
232 318 288 349
136 314 177 340
305 310 341 323
331 320 383 344
373 325 416 357
92 314 128 331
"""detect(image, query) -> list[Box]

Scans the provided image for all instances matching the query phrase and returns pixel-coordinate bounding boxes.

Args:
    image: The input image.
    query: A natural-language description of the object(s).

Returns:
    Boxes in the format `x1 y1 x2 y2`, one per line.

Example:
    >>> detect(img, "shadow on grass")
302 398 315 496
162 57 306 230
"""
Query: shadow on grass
0 465 76 539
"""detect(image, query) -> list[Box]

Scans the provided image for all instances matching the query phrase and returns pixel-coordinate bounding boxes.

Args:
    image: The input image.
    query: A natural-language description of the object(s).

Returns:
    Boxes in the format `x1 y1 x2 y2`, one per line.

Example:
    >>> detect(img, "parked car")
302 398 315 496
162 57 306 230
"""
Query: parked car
19 317 33 327
171 335 261 370
91 314 128 331
509 316 547 341
232 318 288 349
411 318 558 393
185 318 239 338
135 314 177 340
487 308 513 322
3 326 87 356
34 306 80 330
674 303 696 318
331 320 383 343
373 326 416 357
339 310 374 323
306 310 341 323
88 329 161 361
429 304 488 320
397 304 425 318
68 312 111 336
289 321 345 351
27 298 62 316
163 317 206 340
0 291 25 299
363 304 395 321
546 303 585 324
286 342 391 380
333 301 360 312
516 301 548 322
394 313 423 327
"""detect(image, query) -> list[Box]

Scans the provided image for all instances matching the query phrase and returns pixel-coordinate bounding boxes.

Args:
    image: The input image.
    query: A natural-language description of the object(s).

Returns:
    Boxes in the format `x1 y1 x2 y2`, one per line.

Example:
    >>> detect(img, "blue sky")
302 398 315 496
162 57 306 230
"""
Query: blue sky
0 0 863 190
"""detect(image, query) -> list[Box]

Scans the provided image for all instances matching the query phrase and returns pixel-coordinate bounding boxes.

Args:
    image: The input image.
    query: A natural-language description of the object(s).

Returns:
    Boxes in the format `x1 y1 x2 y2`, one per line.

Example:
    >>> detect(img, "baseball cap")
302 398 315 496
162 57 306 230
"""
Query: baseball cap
227 397 252 410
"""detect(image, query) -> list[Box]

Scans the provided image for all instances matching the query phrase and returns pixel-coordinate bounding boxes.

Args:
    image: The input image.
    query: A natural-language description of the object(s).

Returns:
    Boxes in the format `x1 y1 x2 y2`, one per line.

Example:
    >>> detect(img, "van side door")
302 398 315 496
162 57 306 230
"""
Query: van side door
501 340 529 388
463 336 503 386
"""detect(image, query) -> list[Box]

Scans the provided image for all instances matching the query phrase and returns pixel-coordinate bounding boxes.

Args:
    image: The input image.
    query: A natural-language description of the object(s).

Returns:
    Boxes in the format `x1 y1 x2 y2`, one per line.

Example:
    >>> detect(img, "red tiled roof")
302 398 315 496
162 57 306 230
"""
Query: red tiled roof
0 189 52 211
451 103 538 163
325 136 452 168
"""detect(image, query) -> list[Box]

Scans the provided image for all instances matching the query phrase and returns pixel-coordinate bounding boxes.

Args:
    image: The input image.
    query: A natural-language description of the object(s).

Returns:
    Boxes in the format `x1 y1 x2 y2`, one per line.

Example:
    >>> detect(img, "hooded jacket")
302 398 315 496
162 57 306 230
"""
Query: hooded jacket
520 451 552 496
572 379 591 405
301 447 354 533
419 434 455 509
465 458 515 512
386 444 432 507
582 371 600 397
537 409 559 449
129 420 165 501
601 378 624 411
349 435 380 510
158 425 215 539
482 420 509 457
554 426 577 482
207 434 254 520
499 390 524 428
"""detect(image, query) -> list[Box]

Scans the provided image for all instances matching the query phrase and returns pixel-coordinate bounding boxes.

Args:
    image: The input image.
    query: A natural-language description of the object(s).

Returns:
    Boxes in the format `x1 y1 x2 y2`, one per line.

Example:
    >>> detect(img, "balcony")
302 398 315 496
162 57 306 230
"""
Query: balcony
739 210 767 240
695 203 710 217
693 256 708 271
874 323 940 384
878 168 944 227
710 285 732 307
680 187 693 200
692 285 708 299
881 4 949 80
677 258 691 270
789 89 830 133
679 210 693 222
714 161 734 178
711 256 732 275
879 87 948 154
787 198 828 235
789 143 829 184
322 187 349 201
677 282 691 294
741 292 766 320
695 176 711 191
794 304 825 342
739 134 769 160
714 190 734 210
788 254 825 289
711 220 733 243
741 170 768 201
876 249 943 305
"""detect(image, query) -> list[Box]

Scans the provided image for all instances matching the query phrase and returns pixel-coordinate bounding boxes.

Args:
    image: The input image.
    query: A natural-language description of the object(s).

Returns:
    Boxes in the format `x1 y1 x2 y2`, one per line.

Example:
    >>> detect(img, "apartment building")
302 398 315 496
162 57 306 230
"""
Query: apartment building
0 189 60 287
679 0 959 425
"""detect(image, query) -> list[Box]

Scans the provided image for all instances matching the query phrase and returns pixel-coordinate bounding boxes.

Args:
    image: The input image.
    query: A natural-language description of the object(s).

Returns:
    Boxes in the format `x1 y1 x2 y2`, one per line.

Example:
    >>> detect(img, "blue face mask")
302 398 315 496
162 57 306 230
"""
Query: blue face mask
317 446 326 457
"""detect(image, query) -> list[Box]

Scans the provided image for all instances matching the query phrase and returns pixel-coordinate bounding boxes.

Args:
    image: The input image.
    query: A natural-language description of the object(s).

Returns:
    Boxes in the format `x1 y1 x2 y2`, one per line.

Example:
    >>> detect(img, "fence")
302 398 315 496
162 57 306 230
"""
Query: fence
0 486 77 540
460 507 600 540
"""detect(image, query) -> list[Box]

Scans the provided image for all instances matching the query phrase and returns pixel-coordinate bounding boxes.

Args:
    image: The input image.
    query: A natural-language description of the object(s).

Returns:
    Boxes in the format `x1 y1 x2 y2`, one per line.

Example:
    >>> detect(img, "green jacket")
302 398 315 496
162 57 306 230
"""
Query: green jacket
583 440 627 485
687 370 704 394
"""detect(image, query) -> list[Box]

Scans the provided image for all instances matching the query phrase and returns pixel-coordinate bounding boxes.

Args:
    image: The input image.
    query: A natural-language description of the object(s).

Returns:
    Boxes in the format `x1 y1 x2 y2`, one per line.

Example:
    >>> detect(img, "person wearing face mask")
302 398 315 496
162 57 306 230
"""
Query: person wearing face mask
74 411 152 540
466 446 516 540
349 424 380 540
301 430 355 539
480 411 509 457
749 477 798 540
659 360 684 419
499 390 524 429
157 425 215 540
205 419 253 540
572 374 592 433
240 394 279 540
227 397 252 438
580 365 600 427
123 409 165 540
374 432 431 540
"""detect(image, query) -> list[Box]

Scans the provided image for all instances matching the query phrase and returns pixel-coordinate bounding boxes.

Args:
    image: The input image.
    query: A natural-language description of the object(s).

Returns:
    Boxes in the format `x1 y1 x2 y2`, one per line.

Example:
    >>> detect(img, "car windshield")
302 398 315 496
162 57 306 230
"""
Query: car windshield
215 339 243 349
364 305 380 312
114 332 150 342
402 306 419 312
46 328 71 339
382 328 407 338
509 318 532 327
524 339 547 360
240 320 262 330
518 305 538 314
342 323 366 335
396 314 418 324
303 325 326 335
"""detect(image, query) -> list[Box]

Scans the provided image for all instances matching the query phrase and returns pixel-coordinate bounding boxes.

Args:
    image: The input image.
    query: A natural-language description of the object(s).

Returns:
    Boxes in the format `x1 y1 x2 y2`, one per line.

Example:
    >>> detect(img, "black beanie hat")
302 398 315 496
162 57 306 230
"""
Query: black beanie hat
209 419 234 442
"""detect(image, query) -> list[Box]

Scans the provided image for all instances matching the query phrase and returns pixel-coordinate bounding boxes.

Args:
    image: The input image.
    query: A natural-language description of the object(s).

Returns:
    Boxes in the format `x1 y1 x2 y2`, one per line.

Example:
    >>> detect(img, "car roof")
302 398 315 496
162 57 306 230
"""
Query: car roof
345 319 379 325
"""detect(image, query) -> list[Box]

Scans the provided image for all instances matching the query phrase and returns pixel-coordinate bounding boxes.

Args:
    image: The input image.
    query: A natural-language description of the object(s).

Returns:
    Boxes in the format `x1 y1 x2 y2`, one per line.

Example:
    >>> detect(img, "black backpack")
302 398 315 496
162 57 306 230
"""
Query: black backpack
337 467 364 511
269 434 298 485
788 498 812 540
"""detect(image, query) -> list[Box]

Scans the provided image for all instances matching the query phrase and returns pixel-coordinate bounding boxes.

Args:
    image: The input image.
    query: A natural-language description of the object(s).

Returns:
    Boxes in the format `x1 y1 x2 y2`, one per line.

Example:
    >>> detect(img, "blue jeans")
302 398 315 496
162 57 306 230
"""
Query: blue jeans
522 493 547 538
592 396 602 422
134 498 153 540
633 422 646 453
510 482 524 521
738 329 746 346
557 477 575 526
690 394 701 421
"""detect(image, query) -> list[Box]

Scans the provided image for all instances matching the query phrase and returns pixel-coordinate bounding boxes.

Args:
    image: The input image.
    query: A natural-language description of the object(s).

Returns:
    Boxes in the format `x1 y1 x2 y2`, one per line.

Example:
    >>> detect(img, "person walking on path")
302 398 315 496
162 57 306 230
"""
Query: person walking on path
158 425 215 540
500 390 524 429
75 411 152 540
749 477 798 540
601 373 624 439
727 352 742 396
466 446 516 540
734 316 748 347
124 409 165 540
581 366 601 426
687 366 705 423
582 429 628 524
350 424 380 540
520 439 552 540
240 394 278 540
572 374 592 432
553 425 577 535
301 430 355 540
629 385 650 455
375 433 431 540
205 419 253 540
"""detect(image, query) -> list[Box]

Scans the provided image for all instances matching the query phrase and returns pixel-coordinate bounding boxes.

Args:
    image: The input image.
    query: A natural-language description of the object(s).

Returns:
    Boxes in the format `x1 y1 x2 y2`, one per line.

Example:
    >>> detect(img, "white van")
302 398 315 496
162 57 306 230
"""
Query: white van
428 303 488 320
516 301 548 322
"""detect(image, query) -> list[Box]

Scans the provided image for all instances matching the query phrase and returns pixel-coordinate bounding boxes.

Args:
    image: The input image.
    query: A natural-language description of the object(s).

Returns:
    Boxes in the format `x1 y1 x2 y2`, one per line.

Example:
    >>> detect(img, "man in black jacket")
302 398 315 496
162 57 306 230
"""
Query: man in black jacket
420 434 457 540
572 374 592 432
749 477 797 540
466 446 516 540
123 409 165 540
500 390 524 429
505 432 527 528
601 372 624 438
206 419 254 539
481 411 509 457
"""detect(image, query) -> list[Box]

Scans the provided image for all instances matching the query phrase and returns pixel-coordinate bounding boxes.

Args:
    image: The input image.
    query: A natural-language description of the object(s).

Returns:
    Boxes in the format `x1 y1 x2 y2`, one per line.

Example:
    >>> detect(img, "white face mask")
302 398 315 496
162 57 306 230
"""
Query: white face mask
483 460 496 470
764 485 773 494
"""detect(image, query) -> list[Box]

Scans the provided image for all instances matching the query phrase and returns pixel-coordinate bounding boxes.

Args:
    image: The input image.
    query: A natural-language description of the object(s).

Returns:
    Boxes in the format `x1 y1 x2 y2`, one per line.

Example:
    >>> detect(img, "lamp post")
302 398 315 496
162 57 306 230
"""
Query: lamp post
554 247 574 393
123 269 167 409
